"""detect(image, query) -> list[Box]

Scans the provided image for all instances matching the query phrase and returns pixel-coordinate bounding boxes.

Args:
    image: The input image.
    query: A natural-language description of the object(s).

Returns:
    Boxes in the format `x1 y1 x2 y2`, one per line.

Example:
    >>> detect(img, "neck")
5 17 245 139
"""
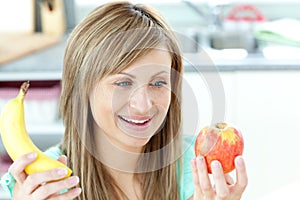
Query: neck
107 167 142 200
94 130 143 173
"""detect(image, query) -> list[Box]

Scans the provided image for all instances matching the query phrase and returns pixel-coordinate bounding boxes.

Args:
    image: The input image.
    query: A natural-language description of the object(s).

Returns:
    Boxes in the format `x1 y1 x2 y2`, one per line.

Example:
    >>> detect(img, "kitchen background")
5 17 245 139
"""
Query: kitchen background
1 0 300 199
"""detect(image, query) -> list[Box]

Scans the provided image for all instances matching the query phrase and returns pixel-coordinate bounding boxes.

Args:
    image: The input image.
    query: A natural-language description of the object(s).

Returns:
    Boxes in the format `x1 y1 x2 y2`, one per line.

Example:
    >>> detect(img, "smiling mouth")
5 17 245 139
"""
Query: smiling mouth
118 115 151 126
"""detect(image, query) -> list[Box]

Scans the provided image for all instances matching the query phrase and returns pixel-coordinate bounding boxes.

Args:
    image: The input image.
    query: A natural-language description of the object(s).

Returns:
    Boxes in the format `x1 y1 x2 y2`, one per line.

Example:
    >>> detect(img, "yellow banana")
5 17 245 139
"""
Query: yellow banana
0 81 72 177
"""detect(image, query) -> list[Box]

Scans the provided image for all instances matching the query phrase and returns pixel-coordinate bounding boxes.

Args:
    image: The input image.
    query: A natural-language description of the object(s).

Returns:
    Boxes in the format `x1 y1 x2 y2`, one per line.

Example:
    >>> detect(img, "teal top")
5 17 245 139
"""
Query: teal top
0 135 195 200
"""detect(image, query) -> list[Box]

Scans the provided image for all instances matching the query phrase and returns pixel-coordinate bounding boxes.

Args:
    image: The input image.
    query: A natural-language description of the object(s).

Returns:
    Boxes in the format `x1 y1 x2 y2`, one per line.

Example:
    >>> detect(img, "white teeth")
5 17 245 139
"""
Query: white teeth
120 116 149 124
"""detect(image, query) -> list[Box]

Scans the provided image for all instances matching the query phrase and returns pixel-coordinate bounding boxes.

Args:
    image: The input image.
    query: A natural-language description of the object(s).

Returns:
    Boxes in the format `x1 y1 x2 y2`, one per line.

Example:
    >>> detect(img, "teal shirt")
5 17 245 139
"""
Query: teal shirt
0 135 195 200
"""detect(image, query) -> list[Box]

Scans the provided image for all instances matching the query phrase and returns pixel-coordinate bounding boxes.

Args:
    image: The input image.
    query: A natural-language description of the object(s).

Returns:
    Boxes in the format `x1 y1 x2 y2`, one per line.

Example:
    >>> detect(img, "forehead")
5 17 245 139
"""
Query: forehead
122 48 172 75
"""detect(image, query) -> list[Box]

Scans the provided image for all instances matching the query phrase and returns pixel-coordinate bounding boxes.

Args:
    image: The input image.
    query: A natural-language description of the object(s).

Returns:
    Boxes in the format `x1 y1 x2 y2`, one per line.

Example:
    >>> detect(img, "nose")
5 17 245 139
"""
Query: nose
129 85 152 114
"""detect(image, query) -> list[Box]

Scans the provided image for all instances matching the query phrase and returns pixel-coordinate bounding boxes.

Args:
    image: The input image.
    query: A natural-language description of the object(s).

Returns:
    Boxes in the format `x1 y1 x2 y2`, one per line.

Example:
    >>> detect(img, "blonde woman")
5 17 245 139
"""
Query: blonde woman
0 2 247 199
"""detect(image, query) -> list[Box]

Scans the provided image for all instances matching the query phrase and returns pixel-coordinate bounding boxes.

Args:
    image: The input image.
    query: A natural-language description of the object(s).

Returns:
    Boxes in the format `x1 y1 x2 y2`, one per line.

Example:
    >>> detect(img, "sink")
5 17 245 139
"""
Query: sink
176 28 261 60
209 30 259 53
177 28 300 71
176 27 300 61
176 28 259 54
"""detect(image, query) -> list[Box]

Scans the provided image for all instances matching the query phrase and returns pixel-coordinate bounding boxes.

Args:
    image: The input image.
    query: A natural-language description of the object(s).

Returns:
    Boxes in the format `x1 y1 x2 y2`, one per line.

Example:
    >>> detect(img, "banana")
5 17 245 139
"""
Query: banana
0 81 72 177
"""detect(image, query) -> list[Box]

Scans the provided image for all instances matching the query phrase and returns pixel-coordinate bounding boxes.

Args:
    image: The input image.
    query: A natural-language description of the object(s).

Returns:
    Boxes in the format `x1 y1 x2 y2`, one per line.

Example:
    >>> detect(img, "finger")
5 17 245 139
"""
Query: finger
233 156 248 195
32 176 80 199
191 158 203 198
224 174 234 185
196 156 214 197
57 155 67 165
9 152 37 184
24 167 70 195
48 187 82 200
211 160 229 198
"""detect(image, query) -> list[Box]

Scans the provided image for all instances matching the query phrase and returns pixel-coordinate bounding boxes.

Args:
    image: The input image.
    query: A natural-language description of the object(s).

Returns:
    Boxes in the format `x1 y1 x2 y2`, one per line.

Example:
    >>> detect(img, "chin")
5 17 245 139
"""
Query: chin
125 135 151 150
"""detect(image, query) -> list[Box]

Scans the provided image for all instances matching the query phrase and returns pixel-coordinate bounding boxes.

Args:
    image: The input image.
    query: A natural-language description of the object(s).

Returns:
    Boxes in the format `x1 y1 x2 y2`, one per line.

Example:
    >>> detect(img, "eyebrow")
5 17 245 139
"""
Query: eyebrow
119 71 170 79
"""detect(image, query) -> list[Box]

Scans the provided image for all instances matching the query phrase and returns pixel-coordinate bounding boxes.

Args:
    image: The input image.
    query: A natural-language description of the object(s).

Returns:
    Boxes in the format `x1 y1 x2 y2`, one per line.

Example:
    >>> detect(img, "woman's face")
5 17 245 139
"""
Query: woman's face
89 48 172 153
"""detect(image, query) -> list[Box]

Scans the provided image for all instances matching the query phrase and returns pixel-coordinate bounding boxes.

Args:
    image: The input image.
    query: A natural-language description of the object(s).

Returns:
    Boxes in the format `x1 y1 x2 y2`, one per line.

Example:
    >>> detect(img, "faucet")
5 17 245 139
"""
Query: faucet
182 0 227 31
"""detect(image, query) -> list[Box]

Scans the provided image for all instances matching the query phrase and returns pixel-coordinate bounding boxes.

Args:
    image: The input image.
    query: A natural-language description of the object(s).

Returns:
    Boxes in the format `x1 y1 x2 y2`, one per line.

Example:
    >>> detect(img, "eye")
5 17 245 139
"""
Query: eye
115 81 132 87
150 81 167 87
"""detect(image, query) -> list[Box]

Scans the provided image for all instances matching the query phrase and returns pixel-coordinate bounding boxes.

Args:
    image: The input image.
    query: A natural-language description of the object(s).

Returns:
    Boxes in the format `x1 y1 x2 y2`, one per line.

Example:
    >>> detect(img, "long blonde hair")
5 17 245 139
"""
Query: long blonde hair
59 2 183 199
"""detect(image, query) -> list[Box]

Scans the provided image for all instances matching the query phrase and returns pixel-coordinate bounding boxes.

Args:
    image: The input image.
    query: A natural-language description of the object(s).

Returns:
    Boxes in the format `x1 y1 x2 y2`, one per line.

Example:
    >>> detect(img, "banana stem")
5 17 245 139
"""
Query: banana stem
19 81 30 99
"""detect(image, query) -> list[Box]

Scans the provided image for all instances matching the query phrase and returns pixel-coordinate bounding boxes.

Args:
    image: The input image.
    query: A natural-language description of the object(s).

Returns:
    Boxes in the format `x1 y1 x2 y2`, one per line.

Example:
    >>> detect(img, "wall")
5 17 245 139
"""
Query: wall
74 1 300 29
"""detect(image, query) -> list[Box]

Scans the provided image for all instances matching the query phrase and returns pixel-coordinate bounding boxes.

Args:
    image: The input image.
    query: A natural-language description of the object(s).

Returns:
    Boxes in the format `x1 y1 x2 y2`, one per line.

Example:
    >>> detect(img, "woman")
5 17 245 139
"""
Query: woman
0 1 247 199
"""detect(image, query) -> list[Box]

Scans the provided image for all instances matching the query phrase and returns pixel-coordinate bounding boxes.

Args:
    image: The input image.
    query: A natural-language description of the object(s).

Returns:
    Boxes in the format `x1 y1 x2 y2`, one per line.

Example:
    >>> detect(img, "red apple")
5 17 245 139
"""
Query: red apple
194 122 244 174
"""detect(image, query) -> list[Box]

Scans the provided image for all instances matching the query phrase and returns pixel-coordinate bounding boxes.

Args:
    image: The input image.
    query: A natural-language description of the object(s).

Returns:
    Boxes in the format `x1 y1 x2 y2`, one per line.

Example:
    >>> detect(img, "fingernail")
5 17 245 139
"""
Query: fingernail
73 188 82 195
67 176 79 185
57 168 68 176
235 156 244 167
196 156 204 167
211 160 220 170
27 152 37 159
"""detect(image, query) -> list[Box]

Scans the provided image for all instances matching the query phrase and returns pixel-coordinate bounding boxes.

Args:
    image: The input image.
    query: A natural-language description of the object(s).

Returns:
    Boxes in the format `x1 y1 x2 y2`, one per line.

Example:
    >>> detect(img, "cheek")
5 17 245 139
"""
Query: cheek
89 85 115 125
111 88 132 112
152 89 171 112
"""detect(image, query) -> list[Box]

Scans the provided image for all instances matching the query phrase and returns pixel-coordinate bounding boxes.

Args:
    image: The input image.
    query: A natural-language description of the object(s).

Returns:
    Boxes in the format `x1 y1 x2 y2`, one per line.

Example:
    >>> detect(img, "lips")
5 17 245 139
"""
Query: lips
118 115 152 132
119 115 151 125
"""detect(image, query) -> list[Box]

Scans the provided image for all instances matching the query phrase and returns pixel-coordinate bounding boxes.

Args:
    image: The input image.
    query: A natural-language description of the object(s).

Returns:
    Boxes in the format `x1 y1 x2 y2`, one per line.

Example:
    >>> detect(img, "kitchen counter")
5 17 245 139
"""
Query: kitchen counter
0 37 66 81
1 38 300 79
183 52 300 72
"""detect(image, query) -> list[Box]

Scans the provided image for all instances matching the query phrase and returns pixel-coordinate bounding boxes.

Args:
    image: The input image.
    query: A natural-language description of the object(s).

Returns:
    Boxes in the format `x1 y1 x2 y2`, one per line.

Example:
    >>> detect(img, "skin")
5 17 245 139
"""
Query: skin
89 48 172 154
189 156 248 200
10 152 81 199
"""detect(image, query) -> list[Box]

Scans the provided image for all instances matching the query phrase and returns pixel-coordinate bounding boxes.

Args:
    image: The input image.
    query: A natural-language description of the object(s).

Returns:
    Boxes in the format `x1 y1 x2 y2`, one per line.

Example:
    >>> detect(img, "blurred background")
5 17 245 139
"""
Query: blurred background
1 0 300 199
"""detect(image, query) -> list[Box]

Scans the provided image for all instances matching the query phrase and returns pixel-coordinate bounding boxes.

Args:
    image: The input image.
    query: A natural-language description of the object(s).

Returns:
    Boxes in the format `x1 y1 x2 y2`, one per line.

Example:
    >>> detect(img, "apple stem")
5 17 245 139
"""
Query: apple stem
215 123 227 129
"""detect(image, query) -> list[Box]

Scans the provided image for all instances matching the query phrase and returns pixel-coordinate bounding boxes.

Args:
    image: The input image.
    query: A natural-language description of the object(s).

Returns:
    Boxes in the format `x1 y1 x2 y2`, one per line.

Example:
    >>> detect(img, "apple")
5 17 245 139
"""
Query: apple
194 122 244 174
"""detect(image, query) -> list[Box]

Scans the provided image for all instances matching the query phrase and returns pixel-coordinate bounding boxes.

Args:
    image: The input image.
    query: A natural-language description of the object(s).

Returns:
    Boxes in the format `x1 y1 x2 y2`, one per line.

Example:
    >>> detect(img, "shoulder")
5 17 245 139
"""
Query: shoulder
182 135 196 164
177 135 196 200
44 145 64 160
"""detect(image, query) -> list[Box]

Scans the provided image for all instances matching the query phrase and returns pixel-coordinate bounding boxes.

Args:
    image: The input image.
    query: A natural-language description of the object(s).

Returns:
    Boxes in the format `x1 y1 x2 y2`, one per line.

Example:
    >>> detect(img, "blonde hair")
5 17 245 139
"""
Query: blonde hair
60 1 183 199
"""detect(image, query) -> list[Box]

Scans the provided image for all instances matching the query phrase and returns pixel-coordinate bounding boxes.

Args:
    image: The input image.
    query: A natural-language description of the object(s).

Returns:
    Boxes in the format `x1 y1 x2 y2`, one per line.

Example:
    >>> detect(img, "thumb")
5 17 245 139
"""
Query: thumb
57 155 68 165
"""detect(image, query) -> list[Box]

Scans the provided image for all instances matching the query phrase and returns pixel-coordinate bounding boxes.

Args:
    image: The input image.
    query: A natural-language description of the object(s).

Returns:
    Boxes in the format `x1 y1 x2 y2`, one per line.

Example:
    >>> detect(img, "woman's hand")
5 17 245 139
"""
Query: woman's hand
10 152 81 200
190 156 247 200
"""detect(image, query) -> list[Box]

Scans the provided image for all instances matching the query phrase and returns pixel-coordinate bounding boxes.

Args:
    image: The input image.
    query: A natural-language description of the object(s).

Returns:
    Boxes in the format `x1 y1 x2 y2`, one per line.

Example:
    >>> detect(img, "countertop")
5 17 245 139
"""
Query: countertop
1 37 300 79
183 50 300 72
0 37 66 81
